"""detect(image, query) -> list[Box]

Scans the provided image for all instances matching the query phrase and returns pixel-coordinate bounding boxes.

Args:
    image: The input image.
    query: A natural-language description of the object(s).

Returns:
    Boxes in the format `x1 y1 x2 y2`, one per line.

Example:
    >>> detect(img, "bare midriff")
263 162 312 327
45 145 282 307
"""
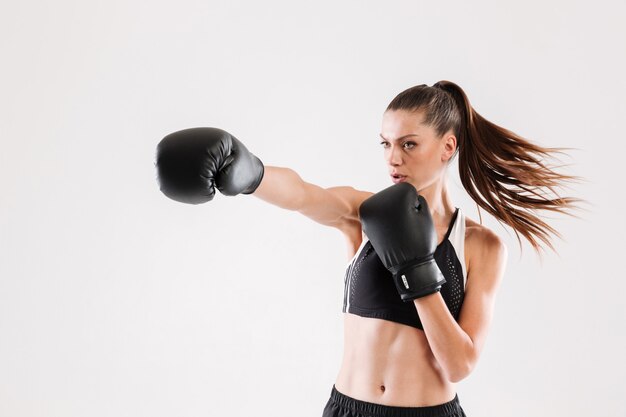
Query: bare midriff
334 312 457 407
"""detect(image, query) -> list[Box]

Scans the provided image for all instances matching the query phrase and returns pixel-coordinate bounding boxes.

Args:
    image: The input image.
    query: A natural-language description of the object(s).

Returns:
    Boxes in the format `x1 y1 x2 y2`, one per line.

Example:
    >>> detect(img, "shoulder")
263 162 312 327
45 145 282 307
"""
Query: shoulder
463 215 508 279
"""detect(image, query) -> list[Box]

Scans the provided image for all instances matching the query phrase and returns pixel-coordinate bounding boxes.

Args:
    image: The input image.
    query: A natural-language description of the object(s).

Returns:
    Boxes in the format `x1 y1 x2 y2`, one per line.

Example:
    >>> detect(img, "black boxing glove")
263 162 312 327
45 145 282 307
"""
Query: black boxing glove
358 182 446 301
155 127 264 204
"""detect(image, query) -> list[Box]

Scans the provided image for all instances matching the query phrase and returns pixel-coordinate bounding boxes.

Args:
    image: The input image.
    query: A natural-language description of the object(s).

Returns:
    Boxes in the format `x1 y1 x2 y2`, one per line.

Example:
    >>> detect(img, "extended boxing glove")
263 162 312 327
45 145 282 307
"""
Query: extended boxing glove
155 127 264 204
358 182 446 301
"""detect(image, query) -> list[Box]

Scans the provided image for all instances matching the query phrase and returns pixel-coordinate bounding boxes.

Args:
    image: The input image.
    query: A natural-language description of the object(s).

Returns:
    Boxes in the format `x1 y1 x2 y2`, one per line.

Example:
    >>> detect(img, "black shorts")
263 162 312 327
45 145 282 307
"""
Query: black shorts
322 385 467 417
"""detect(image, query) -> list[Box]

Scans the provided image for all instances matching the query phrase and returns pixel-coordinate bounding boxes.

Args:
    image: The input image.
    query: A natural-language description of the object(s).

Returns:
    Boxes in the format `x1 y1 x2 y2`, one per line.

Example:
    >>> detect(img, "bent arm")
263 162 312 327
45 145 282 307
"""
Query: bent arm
413 229 508 382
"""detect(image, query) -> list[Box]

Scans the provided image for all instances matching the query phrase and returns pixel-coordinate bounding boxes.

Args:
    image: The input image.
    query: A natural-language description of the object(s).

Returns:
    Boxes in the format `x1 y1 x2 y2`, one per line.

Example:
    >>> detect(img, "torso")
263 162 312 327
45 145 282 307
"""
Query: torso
334 213 481 407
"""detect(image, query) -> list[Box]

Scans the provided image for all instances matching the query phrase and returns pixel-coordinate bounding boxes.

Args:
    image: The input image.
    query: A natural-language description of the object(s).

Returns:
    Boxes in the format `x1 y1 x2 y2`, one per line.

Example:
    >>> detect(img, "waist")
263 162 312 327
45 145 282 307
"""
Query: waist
327 384 462 417
335 313 456 407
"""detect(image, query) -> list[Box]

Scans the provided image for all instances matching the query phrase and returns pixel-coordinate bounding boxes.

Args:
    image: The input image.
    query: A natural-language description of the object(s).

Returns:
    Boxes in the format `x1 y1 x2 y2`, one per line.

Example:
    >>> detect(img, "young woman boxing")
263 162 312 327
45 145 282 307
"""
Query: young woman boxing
155 80 582 417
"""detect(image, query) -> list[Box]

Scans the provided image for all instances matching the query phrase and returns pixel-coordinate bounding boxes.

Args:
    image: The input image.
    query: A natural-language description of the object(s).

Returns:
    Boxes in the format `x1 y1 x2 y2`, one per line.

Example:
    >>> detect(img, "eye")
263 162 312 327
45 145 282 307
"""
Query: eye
379 141 417 149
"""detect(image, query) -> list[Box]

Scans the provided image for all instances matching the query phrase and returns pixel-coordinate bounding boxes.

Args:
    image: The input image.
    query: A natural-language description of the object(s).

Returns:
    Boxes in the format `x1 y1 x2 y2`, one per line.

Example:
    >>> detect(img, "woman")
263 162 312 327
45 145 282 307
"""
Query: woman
155 81 582 417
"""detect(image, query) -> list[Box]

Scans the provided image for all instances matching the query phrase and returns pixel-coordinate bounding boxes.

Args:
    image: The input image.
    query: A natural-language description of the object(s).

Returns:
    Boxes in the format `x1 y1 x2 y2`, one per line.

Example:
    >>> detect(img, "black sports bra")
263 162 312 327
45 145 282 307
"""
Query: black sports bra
342 207 467 330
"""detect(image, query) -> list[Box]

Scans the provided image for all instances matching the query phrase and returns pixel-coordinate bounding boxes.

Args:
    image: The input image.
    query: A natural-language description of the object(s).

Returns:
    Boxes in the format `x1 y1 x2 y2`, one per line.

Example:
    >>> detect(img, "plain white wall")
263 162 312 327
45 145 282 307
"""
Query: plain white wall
1 0 624 416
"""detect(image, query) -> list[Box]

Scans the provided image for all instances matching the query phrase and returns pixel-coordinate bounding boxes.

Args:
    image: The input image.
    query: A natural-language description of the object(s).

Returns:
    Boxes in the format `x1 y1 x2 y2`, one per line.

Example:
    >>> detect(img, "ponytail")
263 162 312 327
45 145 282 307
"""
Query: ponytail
387 81 586 256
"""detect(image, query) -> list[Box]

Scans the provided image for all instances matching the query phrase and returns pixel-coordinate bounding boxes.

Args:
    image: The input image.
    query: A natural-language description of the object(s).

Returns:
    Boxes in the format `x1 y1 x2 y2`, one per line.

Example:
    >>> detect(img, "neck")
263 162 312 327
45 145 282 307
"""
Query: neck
414 174 456 228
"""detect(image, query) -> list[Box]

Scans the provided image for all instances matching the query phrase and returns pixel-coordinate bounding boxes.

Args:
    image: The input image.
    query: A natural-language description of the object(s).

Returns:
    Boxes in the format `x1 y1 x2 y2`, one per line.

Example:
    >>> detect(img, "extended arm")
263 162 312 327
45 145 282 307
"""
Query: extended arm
154 127 371 244
253 166 371 228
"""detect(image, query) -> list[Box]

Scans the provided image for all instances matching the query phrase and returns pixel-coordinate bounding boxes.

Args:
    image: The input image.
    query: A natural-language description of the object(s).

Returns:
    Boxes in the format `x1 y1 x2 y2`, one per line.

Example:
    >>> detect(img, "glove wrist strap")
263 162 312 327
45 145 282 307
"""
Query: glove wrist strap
392 258 446 301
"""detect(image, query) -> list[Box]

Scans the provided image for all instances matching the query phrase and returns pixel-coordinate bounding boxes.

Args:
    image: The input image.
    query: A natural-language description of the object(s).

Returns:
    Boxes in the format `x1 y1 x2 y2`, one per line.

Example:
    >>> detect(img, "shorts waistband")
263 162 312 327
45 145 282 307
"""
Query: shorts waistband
328 384 463 417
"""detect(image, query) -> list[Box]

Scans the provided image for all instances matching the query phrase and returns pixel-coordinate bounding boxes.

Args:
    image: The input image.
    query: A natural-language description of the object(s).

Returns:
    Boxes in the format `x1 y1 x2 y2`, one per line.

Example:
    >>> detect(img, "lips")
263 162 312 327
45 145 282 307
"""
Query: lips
390 174 407 183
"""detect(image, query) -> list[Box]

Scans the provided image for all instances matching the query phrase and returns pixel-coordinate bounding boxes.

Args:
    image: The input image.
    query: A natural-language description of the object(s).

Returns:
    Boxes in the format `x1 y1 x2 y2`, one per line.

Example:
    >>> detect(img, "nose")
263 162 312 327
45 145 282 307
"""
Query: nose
385 144 403 166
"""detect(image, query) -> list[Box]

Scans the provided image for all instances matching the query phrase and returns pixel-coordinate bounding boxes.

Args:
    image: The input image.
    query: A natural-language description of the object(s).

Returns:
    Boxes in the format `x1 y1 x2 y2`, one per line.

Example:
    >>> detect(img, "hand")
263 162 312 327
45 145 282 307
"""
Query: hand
358 182 446 301
155 127 264 204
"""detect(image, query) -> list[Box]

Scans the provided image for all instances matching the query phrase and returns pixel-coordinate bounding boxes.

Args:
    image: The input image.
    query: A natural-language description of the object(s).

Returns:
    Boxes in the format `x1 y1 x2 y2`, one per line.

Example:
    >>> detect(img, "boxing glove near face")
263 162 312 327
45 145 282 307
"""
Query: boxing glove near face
358 182 446 301
155 127 264 204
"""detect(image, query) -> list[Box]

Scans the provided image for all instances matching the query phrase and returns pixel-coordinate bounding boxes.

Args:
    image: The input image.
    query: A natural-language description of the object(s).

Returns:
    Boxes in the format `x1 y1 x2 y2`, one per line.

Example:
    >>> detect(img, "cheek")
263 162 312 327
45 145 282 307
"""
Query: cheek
409 150 441 171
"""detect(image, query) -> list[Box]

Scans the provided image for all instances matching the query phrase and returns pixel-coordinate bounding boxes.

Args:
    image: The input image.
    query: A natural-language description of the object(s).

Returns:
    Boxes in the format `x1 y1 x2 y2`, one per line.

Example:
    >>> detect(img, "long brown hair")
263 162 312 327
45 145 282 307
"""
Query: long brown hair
386 81 587 256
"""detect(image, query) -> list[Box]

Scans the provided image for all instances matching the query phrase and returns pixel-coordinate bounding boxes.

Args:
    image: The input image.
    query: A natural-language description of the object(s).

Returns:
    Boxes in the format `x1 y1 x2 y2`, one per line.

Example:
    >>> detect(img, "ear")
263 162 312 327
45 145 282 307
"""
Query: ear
441 134 457 162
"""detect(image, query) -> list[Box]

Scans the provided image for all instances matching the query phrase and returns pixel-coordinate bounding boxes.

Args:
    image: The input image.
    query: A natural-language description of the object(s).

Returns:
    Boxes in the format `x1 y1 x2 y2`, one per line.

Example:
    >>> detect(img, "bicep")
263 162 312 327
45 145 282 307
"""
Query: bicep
457 231 508 364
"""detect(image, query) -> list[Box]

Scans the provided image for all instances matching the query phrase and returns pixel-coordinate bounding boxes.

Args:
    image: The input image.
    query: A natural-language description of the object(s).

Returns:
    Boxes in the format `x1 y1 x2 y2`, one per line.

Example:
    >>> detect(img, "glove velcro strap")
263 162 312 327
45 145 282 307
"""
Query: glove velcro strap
392 257 447 302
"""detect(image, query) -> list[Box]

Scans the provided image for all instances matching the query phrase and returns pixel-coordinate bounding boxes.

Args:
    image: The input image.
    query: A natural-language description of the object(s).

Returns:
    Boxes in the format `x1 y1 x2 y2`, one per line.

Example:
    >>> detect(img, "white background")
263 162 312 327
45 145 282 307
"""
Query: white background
1 1 625 416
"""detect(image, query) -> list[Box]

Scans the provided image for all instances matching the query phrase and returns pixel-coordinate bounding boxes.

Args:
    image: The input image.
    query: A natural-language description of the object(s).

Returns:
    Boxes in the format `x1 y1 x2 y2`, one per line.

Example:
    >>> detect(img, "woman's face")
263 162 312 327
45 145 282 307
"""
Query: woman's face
380 109 456 191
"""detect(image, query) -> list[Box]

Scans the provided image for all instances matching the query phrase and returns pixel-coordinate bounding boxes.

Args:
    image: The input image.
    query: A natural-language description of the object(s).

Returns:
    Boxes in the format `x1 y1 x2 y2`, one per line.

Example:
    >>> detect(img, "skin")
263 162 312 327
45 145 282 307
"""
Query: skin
253 108 508 407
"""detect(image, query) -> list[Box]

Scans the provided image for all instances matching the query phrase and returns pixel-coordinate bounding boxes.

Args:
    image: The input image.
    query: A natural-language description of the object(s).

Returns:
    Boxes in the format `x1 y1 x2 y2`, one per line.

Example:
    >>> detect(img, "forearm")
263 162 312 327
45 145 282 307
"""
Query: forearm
252 165 306 211
414 293 474 383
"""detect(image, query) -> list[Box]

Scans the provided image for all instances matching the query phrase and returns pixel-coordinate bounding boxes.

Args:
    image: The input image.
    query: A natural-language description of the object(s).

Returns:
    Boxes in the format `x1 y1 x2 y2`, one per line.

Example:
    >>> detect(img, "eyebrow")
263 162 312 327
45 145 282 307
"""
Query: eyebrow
379 134 420 141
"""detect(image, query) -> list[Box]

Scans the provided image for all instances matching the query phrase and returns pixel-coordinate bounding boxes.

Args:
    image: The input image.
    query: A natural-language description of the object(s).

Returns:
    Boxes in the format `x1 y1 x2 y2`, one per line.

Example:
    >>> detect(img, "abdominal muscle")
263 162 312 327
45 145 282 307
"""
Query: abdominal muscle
334 312 457 407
